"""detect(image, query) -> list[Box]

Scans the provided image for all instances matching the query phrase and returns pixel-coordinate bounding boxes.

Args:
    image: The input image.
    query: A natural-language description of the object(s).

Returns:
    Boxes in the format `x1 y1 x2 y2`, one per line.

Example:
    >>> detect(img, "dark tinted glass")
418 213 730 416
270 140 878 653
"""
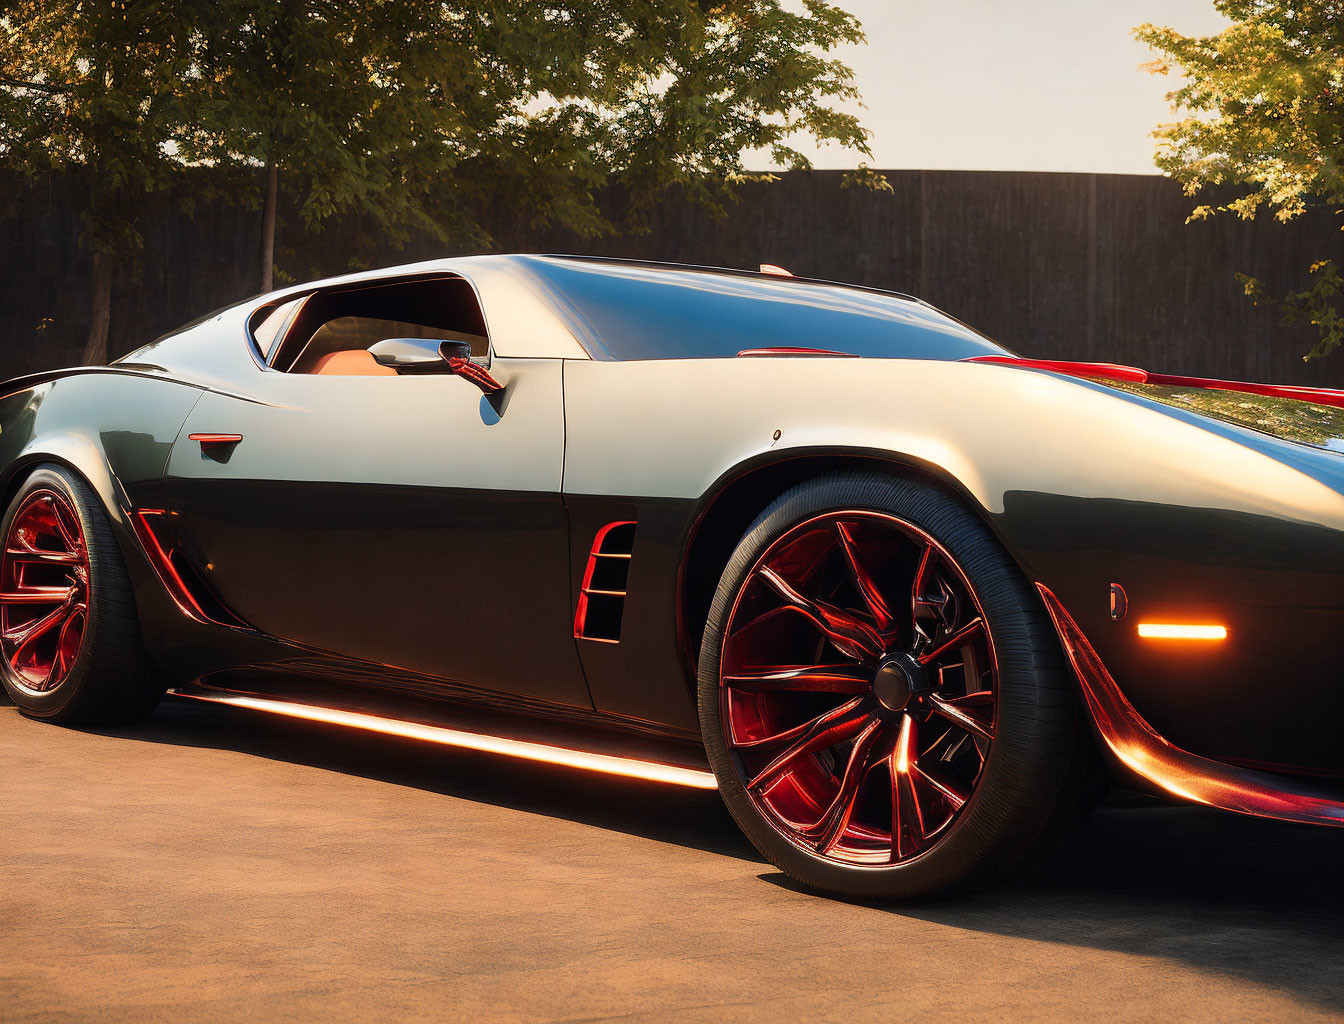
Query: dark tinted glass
1104 379 1344 454
524 258 1008 361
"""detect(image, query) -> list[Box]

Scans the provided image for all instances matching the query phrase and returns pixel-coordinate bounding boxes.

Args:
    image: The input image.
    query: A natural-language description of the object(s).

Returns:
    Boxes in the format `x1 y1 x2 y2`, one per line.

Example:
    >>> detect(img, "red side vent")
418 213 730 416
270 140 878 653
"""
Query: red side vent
574 521 637 644
131 510 252 630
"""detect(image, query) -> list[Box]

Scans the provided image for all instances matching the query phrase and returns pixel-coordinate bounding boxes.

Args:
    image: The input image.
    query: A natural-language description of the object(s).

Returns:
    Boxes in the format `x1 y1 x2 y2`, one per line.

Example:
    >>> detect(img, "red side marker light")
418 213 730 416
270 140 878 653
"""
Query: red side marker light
188 433 243 448
1137 623 1227 641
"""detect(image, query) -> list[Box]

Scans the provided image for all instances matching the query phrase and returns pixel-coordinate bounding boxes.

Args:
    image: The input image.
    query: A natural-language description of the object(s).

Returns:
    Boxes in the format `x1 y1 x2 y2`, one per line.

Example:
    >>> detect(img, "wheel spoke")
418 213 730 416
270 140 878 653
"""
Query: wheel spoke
726 603 794 640
890 714 926 861
911 543 935 604
43 612 82 692
756 565 883 662
0 586 76 605
834 521 895 633
746 701 873 790
45 643 63 692
927 690 994 740
803 719 886 853
729 696 867 751
44 496 80 554
917 617 985 666
7 601 73 667
5 548 82 565
724 664 871 695
911 764 968 811
938 731 971 763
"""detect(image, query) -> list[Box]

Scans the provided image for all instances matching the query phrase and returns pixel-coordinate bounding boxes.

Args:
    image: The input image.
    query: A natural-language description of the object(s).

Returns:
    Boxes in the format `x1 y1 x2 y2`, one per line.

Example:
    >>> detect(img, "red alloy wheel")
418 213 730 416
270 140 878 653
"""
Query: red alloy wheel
0 489 90 693
719 511 997 866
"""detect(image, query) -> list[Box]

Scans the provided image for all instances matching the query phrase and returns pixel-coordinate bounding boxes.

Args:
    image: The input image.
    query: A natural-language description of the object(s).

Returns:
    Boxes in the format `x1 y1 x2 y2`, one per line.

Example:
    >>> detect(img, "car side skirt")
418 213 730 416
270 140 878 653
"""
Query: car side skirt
168 685 717 789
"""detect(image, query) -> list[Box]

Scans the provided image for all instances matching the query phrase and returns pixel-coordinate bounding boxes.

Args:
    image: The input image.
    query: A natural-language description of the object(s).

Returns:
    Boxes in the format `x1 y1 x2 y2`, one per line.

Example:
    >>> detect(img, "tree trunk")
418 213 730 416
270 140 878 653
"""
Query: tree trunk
81 250 112 365
260 161 278 293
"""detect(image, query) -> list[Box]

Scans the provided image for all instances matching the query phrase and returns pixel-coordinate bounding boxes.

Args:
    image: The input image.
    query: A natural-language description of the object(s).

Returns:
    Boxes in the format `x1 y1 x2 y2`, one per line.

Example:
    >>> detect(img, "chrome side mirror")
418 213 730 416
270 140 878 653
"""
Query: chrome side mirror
368 337 453 374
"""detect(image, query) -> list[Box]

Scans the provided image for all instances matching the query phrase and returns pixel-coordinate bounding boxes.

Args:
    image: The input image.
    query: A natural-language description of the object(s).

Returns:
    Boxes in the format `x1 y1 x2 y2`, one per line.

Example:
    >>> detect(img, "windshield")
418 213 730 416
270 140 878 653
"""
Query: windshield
1103 378 1344 454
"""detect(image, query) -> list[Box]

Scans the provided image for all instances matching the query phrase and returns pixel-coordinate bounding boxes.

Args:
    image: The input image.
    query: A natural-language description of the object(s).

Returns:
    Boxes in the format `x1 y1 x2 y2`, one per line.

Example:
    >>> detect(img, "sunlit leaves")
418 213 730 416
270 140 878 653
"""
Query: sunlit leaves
3 0 875 285
1136 1 1344 358
0 1 202 254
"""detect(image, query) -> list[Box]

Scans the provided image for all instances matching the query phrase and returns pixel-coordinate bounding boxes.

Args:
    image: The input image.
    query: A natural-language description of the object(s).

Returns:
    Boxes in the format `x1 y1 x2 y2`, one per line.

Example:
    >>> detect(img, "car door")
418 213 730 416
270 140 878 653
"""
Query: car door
163 355 593 709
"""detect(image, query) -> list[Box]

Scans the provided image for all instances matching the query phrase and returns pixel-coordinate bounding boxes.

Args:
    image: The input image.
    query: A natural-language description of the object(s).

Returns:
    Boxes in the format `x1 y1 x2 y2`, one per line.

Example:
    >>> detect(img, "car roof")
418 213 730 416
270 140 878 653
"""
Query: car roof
527 253 926 306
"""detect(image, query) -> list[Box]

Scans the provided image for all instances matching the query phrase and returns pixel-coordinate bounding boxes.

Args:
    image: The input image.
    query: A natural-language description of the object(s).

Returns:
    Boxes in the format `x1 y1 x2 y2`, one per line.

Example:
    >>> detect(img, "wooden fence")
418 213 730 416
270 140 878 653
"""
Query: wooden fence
4 169 1343 384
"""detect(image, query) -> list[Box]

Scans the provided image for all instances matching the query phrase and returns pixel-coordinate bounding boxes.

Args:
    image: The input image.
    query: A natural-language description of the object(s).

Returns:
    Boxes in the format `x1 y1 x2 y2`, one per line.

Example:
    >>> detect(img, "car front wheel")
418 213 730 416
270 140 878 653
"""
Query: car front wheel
697 470 1084 900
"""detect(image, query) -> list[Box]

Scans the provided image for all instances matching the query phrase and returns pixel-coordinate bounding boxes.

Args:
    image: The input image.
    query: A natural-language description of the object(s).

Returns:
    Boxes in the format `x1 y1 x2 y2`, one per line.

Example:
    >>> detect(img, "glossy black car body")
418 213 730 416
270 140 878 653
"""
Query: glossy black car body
4 254 1344 870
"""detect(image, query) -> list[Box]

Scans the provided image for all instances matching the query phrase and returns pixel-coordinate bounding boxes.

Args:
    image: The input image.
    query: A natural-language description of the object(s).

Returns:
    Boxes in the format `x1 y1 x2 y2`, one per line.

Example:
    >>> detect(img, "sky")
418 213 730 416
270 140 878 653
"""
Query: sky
772 0 1230 175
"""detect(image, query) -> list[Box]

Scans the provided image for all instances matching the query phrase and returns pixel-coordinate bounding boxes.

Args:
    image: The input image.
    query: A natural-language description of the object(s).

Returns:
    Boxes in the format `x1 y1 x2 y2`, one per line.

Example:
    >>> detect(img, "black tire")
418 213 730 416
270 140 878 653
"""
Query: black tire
0 464 163 723
697 470 1083 900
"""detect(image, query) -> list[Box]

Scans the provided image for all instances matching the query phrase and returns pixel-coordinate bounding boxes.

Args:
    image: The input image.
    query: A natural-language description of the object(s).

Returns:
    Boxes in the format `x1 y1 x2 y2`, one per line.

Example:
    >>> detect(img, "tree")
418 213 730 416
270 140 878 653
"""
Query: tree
1136 2 1344 360
2 1 877 358
181 0 878 293
0 2 201 364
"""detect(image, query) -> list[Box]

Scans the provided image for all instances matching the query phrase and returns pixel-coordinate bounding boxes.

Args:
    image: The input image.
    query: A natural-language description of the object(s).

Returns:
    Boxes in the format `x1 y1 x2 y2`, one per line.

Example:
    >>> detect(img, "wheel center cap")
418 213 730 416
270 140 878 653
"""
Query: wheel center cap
873 660 915 712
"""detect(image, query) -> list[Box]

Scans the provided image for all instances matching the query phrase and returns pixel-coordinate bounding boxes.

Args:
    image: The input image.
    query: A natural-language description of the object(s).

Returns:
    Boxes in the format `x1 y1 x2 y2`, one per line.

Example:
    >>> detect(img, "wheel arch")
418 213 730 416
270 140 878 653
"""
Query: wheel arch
0 438 143 574
1 439 128 527
675 445 1014 688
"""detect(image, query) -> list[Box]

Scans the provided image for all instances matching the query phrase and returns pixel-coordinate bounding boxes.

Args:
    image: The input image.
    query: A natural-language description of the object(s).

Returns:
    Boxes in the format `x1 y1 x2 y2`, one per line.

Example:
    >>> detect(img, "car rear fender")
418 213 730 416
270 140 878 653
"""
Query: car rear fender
0 373 205 614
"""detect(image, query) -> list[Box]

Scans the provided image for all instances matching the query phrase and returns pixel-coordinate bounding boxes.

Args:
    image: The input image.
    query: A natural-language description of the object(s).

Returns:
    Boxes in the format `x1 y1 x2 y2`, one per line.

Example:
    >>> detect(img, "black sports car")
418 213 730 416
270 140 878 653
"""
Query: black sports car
4 254 1343 899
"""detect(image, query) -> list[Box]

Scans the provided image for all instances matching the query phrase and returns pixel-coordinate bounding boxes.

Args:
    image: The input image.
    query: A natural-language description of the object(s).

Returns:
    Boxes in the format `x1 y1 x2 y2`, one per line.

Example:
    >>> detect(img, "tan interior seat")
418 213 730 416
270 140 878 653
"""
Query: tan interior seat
309 350 397 377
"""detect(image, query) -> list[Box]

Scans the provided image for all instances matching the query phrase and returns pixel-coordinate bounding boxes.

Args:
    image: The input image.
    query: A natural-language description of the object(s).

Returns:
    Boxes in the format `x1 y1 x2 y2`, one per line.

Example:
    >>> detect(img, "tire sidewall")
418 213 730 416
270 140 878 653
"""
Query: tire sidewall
697 470 1074 900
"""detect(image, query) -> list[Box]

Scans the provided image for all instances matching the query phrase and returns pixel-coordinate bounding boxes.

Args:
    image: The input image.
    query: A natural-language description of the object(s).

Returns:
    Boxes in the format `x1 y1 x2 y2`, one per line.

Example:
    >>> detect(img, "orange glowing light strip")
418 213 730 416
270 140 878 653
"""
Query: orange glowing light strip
168 690 718 790
1136 623 1228 641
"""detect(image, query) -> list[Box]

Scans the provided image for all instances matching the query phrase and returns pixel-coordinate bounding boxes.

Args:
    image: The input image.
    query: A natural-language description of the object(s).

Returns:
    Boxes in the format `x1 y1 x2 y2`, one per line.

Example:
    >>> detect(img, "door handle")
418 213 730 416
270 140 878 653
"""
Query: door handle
188 433 243 451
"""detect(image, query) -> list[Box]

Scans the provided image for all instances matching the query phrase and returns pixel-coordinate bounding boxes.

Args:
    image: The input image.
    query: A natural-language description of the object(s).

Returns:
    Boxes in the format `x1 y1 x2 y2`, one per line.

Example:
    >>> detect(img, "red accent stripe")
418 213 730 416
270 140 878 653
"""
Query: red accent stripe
131 510 250 630
574 521 636 641
966 355 1344 410
446 358 504 394
736 347 857 358
131 510 210 621
1037 584 1344 827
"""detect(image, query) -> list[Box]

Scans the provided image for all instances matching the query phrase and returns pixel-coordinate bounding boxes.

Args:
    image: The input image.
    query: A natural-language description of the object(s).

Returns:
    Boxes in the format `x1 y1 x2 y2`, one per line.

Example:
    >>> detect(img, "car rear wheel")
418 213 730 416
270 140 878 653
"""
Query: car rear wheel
0 464 163 723
697 471 1083 900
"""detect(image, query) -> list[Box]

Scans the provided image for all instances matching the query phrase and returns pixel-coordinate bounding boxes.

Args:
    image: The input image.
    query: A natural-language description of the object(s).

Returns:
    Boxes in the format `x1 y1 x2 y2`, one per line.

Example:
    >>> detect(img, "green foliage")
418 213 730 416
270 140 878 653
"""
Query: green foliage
180 0 877 249
2 0 877 339
1136 2 1344 360
0 1 202 258
1239 258 1344 359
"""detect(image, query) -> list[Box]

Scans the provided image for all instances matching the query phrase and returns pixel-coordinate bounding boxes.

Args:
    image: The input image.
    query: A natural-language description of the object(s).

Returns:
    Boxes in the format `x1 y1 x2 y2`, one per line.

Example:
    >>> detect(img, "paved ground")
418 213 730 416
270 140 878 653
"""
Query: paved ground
2 696 1343 1023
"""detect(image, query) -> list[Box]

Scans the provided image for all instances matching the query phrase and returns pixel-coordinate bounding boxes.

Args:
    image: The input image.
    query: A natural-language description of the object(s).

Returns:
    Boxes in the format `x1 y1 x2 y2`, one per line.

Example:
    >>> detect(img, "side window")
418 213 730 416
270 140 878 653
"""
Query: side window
251 296 305 361
260 276 490 375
